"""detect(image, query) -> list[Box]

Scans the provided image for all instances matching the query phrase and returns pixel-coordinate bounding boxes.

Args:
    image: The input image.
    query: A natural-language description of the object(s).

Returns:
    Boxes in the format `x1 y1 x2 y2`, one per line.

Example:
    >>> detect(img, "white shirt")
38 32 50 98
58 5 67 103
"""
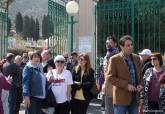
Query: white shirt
46 69 73 103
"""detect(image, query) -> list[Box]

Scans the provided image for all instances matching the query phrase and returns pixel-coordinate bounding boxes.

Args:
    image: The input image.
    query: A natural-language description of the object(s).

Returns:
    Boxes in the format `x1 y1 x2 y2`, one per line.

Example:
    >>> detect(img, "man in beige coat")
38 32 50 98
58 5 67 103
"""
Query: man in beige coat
106 35 143 114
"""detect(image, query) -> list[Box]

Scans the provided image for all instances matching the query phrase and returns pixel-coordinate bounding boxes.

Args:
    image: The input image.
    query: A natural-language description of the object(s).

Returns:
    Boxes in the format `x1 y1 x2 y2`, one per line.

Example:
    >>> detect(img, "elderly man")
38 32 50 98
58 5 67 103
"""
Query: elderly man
139 49 153 75
3 53 22 114
41 50 55 73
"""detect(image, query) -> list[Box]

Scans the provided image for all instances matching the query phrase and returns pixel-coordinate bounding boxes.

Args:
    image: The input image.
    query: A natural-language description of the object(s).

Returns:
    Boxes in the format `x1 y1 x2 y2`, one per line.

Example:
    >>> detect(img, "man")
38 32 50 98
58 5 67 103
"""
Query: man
139 49 152 75
66 51 78 73
3 53 21 114
14 55 23 114
41 50 55 73
107 35 143 114
21 53 29 68
103 36 119 113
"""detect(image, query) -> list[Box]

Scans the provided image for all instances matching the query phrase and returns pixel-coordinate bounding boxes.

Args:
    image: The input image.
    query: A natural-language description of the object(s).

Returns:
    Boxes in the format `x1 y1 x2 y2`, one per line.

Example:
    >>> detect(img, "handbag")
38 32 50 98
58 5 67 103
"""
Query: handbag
42 86 56 108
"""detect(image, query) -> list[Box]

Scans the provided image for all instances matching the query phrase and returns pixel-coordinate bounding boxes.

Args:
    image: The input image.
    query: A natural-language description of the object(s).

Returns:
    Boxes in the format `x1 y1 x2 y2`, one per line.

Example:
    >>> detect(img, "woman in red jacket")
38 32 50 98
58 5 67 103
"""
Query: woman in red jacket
0 60 12 114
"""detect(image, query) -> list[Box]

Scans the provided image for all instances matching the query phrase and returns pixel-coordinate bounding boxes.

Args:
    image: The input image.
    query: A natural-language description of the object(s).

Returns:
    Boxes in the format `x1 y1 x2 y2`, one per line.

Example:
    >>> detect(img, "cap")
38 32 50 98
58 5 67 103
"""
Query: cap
139 49 151 56
54 55 65 62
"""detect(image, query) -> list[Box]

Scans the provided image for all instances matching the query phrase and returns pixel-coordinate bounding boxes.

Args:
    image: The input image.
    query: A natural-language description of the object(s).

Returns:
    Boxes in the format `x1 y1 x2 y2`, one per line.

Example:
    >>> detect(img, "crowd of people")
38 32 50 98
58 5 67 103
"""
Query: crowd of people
98 35 165 114
0 35 165 114
0 50 95 114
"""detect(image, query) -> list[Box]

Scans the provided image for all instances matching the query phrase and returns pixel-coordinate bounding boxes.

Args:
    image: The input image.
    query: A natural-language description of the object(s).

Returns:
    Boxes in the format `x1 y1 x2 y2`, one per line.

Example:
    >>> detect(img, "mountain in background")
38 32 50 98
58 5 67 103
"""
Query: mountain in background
8 0 48 24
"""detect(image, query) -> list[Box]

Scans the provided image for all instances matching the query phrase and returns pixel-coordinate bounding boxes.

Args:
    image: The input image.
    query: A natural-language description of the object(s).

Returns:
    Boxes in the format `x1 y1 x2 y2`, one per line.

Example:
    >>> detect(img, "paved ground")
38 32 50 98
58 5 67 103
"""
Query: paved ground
19 99 104 114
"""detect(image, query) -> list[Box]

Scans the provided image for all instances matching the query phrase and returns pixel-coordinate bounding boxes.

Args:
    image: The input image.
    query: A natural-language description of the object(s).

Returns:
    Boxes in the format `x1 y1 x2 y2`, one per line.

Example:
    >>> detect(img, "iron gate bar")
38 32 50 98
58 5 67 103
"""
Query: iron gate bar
48 0 68 56
96 0 164 57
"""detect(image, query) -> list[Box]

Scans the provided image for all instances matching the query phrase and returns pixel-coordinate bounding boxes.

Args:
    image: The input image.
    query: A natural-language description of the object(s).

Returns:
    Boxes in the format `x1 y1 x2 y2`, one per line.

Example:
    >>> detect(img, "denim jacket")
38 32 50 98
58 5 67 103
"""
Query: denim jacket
22 62 46 97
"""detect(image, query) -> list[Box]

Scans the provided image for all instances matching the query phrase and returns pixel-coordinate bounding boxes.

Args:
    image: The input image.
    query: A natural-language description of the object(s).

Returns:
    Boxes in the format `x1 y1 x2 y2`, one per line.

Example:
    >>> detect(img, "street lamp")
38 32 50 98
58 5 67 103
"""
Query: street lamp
66 0 79 53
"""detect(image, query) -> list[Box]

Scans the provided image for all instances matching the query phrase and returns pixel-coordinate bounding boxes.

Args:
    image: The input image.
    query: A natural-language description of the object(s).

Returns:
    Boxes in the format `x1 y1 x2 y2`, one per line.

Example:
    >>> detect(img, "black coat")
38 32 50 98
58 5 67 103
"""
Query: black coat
2 61 22 87
71 68 94 101
43 59 55 73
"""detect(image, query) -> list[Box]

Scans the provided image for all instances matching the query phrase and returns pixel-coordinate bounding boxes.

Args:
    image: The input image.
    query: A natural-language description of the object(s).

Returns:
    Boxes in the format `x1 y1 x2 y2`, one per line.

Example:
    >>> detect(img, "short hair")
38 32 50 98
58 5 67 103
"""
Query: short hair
6 53 15 61
30 51 42 62
107 35 117 43
151 52 163 66
119 35 133 47
15 55 22 61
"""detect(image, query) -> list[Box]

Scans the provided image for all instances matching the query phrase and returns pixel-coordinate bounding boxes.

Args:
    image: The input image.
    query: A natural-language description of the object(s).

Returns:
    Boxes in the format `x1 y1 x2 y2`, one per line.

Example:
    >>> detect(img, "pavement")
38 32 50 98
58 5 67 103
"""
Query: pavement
19 99 104 114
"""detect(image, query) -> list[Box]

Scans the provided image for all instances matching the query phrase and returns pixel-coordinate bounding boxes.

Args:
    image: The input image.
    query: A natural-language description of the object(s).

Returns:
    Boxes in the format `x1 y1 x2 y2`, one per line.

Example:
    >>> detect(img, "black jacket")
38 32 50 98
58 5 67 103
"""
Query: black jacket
71 68 94 101
43 58 55 73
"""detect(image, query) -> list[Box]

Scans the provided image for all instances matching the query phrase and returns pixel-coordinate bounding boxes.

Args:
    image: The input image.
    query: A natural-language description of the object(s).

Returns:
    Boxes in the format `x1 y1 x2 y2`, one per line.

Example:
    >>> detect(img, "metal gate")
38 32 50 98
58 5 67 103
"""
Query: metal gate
0 8 8 59
48 0 68 56
96 0 165 57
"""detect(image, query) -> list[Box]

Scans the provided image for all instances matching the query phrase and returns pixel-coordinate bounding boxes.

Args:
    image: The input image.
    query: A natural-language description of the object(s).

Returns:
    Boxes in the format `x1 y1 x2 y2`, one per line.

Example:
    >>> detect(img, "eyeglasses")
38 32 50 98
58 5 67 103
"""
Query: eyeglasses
151 58 158 61
79 58 86 62
56 61 65 64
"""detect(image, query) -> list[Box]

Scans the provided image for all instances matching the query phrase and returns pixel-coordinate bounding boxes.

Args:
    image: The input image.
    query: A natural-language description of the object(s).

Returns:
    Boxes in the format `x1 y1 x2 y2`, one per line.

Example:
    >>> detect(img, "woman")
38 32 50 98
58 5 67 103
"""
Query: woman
23 51 47 114
46 55 73 114
71 53 95 114
141 52 165 113
0 60 12 114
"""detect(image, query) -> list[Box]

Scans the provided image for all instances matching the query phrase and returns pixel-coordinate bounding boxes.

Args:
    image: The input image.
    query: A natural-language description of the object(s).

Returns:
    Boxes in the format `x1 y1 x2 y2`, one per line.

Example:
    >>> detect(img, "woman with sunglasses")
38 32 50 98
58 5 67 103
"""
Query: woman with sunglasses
71 53 95 114
46 55 73 114
141 52 165 113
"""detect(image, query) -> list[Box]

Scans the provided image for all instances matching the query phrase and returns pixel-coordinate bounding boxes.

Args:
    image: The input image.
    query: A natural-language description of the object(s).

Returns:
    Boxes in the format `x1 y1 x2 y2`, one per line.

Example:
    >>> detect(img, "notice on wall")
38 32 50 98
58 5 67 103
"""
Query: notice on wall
79 36 92 53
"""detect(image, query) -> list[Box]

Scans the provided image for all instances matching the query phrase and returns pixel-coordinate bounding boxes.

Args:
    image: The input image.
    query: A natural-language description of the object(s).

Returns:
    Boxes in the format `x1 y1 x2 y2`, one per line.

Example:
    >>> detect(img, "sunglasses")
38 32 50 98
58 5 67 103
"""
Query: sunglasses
56 61 65 64
79 58 86 61
151 58 158 61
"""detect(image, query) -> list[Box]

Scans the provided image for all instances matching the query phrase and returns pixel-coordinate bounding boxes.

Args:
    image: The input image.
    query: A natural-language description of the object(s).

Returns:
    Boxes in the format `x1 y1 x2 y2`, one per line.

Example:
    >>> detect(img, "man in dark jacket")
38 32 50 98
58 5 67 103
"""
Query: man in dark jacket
41 50 55 73
2 53 22 114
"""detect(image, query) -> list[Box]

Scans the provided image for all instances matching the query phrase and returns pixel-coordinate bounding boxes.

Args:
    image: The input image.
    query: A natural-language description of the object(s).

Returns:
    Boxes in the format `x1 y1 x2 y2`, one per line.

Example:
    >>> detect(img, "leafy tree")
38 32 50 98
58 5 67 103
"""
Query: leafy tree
23 15 30 39
7 17 12 35
35 18 40 41
15 12 23 33
42 15 48 39
29 16 36 38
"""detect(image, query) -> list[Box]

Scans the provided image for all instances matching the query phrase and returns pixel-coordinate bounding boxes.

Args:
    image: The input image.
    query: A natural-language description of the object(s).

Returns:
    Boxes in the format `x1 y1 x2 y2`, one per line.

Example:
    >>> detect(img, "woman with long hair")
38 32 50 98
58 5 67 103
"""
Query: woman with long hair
71 53 95 114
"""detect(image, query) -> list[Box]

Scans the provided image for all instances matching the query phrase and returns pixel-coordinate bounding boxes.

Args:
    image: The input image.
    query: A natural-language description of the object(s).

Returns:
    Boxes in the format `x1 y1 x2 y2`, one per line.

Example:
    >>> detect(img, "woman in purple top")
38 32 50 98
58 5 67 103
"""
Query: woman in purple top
141 52 165 113
0 60 12 114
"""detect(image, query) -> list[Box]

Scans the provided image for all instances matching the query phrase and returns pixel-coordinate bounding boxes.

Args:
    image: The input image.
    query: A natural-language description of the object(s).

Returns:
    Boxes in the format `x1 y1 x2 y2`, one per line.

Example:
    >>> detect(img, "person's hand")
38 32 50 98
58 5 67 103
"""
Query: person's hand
7 75 12 84
128 84 136 92
47 75 54 83
23 96 31 108
136 85 143 92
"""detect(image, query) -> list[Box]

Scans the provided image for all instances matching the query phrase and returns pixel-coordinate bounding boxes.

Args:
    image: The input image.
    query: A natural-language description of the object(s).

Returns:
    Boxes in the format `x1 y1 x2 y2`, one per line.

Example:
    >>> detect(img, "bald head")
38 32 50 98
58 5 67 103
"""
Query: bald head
14 55 22 66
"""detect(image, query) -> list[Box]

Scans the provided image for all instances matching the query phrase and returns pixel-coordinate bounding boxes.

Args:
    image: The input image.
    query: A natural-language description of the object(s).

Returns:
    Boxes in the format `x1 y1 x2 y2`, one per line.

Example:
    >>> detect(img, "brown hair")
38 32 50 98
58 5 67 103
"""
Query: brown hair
151 52 163 66
76 53 91 74
119 35 132 46
30 51 42 62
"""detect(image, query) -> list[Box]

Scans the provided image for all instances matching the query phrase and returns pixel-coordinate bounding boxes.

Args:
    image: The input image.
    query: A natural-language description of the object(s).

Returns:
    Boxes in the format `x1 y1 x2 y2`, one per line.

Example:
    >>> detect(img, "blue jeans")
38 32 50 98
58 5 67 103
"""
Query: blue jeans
113 96 138 114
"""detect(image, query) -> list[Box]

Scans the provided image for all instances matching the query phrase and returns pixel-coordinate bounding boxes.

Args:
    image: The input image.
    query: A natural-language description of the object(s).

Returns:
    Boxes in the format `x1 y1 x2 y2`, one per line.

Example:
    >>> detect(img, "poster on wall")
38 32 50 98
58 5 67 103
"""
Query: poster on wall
78 36 92 53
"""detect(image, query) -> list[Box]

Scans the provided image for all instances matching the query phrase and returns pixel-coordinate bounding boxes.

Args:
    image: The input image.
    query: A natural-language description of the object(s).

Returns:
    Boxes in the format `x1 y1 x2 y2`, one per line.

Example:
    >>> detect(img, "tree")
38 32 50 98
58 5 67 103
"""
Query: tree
7 17 12 35
35 18 40 41
15 12 23 33
42 15 48 39
23 15 30 39
29 16 36 38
